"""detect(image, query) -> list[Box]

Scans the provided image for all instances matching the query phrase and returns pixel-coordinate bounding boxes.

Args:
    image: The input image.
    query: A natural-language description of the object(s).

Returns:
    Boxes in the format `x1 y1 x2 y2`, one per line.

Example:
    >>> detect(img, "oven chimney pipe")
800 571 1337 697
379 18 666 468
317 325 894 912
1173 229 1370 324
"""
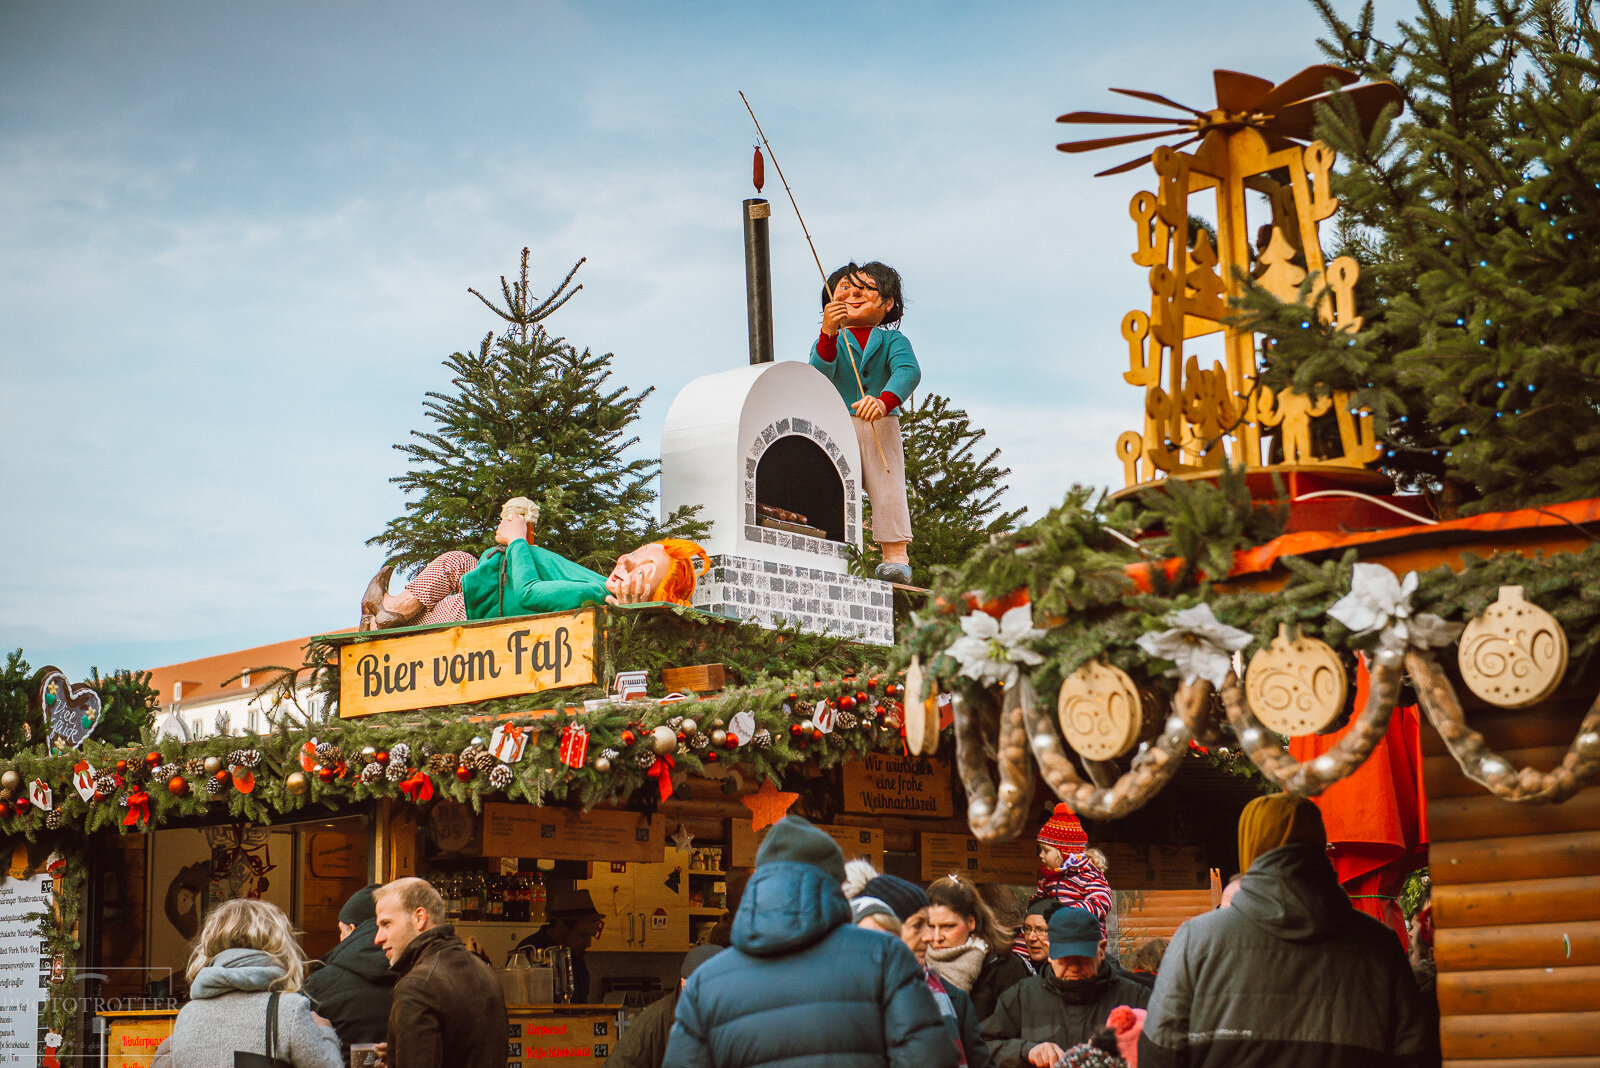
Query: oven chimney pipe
743 198 774 365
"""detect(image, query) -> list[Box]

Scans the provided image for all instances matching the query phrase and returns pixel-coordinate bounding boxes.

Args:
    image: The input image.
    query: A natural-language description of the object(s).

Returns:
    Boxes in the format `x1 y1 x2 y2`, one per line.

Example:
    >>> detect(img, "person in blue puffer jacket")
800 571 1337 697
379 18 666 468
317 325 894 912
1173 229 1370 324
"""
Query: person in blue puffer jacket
662 816 958 1068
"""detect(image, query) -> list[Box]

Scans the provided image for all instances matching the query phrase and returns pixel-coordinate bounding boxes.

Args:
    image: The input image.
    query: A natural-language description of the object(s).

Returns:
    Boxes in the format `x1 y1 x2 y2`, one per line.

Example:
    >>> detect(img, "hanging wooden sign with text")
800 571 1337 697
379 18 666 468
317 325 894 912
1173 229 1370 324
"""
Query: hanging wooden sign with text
339 609 597 718
920 832 1038 885
841 753 955 818
730 820 885 872
480 803 664 863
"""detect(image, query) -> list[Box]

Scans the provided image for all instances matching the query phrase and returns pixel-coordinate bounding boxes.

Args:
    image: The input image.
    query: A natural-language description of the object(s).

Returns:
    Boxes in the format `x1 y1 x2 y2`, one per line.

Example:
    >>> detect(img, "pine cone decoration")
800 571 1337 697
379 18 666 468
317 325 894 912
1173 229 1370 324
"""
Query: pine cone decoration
636 750 657 769
44 811 62 830
835 710 859 730
93 773 118 796
227 749 247 766
488 764 513 789
385 763 408 783
360 762 383 784
240 749 262 768
155 763 178 782
389 743 412 767
316 742 340 764
459 743 485 765
427 753 455 776
473 749 497 773
689 732 711 751
751 729 773 750
124 763 149 785
206 776 225 795
417 743 434 762
184 759 206 778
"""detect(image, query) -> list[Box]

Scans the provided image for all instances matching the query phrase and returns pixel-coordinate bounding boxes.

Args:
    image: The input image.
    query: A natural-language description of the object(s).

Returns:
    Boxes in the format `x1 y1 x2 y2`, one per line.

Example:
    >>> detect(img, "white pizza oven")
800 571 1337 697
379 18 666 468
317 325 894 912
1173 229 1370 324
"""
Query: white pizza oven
661 360 893 644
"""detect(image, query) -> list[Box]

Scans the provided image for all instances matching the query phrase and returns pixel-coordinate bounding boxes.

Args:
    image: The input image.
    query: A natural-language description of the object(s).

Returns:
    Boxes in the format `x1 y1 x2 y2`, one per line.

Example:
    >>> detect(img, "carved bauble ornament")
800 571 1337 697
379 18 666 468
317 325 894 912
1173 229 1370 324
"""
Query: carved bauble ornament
1057 660 1143 761
1457 586 1568 709
1244 624 1348 736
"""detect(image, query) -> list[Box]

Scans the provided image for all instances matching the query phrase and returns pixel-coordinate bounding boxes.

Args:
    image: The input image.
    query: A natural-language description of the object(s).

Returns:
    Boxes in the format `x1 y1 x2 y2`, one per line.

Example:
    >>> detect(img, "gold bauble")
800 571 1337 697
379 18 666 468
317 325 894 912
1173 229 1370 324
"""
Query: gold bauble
1244 624 1348 736
710 729 728 747
285 771 309 795
1458 585 1569 709
594 756 612 774
651 725 679 755
681 718 699 736
1057 660 1142 761
0 770 18 793
203 755 222 776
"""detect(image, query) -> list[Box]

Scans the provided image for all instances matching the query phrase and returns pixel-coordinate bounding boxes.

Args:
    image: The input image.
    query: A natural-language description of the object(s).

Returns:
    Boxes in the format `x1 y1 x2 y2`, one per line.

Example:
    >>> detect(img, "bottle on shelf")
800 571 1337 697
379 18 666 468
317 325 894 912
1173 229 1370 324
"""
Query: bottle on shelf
531 870 547 926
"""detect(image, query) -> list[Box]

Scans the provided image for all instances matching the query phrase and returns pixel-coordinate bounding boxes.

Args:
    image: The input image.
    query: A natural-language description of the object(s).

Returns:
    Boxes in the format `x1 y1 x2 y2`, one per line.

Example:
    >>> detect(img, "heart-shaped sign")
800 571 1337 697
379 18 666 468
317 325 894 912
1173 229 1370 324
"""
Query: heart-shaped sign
32 667 101 752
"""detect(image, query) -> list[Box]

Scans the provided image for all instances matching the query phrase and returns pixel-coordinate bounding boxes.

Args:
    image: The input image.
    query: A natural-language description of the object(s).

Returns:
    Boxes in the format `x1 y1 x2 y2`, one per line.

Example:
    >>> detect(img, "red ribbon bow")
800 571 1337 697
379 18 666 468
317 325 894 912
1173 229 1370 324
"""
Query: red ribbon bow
399 770 434 803
122 787 150 827
647 753 675 801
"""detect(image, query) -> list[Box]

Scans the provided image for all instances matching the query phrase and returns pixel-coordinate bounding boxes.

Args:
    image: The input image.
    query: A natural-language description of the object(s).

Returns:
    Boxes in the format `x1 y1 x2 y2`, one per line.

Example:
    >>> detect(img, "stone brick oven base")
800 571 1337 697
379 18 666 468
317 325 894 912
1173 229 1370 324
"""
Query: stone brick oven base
693 553 894 646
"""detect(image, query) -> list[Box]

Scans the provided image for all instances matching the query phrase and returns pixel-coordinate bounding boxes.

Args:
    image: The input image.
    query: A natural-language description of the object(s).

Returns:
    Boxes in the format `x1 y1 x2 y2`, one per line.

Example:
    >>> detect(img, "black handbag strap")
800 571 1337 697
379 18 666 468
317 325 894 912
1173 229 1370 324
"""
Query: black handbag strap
264 992 281 1062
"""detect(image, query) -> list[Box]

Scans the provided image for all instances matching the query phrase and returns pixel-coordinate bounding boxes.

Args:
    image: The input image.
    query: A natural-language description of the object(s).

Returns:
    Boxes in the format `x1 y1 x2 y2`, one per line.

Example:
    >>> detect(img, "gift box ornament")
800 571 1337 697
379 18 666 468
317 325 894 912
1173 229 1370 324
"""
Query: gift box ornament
559 723 590 769
490 723 530 764
72 760 98 802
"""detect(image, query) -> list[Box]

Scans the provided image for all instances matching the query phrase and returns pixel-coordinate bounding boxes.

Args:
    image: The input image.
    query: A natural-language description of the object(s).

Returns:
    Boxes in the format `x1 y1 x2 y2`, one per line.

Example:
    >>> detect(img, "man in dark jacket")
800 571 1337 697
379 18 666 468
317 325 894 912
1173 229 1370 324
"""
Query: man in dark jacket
306 884 397 1059
374 877 508 1068
1139 794 1433 1068
662 815 957 1068
982 907 1150 1068
605 944 721 1068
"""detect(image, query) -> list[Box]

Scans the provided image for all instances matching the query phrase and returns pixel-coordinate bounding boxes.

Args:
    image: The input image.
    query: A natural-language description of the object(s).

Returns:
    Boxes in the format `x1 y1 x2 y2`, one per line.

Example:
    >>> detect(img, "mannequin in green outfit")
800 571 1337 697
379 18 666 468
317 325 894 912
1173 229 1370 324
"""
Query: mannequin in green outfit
360 498 708 629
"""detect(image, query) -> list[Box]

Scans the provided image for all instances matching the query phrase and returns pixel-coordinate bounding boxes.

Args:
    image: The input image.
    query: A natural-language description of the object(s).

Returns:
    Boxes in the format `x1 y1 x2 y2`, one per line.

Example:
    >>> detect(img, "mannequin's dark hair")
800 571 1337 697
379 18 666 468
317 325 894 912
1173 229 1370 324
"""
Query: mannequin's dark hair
821 261 905 327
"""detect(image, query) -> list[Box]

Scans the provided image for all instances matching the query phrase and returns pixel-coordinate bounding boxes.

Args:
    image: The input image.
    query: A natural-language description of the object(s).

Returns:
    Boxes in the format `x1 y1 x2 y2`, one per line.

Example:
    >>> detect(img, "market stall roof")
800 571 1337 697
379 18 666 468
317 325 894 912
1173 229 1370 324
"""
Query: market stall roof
146 629 353 705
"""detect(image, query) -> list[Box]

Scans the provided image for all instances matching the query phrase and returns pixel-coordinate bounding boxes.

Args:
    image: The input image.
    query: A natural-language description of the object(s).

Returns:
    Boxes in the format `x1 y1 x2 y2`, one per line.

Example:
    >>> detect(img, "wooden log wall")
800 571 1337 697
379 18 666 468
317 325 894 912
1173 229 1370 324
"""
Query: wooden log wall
1425 695 1600 1064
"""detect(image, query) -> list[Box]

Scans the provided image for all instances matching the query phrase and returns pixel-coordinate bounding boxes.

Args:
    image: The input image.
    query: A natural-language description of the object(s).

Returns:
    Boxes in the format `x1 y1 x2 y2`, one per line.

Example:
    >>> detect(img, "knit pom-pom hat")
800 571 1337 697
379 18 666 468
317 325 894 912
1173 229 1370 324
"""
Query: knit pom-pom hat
1037 802 1088 854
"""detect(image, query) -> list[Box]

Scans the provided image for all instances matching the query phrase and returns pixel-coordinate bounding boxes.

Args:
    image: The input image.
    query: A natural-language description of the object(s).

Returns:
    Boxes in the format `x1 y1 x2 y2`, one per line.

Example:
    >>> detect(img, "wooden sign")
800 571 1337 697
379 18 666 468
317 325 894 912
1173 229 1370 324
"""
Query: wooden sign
339 609 597 717
103 1015 174 1068
507 1012 615 1065
841 754 955 818
730 820 884 872
480 803 663 863
1097 843 1207 889
920 832 1038 884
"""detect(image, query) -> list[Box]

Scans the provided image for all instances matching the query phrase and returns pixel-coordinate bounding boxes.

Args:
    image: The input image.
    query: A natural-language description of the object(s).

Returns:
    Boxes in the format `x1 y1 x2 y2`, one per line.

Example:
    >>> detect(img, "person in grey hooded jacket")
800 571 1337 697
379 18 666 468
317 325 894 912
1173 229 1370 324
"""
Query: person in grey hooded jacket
1139 794 1433 1068
153 899 342 1068
662 816 958 1068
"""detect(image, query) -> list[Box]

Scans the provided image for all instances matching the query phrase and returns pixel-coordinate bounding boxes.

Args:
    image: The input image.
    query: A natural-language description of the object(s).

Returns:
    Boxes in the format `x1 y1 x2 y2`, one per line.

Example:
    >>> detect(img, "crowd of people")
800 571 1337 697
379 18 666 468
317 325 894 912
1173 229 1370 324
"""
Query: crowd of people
149 794 1438 1068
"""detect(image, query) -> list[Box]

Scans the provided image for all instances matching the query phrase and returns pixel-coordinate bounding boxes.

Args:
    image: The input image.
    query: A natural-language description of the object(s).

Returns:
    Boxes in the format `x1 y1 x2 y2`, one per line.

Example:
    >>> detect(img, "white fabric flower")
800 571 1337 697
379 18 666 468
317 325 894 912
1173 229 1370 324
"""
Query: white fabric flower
1136 603 1254 688
1328 562 1460 656
945 604 1045 687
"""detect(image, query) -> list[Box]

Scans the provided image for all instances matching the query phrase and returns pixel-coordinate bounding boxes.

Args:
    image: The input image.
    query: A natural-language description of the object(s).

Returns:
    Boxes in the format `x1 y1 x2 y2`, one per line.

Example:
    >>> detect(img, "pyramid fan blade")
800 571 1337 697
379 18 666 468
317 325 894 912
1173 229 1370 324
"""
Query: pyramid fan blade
1255 65 1359 111
1268 81 1406 141
1109 87 1207 116
1057 110 1195 126
1057 128 1194 154
1214 69 1275 111
1092 135 1200 177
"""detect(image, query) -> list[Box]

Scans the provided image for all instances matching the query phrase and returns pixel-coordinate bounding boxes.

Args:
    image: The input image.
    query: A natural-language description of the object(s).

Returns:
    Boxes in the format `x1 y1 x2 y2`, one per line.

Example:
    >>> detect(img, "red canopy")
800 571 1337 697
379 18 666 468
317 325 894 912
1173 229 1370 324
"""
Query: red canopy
1288 657 1427 948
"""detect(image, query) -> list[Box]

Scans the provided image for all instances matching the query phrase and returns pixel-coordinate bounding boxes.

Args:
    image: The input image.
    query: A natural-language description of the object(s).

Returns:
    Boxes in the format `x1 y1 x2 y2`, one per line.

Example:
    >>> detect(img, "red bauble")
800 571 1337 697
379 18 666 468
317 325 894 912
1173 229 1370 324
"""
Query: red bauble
455 765 472 782
115 759 129 774
884 684 900 698
704 751 719 763
811 729 824 742
838 695 856 711
169 776 188 796
787 692 799 701
856 691 868 704
620 730 636 746
875 704 887 717
789 724 803 736
723 735 739 749
868 675 881 689
374 751 390 766
214 770 231 788
317 765 335 783
0 802 12 819
145 752 162 768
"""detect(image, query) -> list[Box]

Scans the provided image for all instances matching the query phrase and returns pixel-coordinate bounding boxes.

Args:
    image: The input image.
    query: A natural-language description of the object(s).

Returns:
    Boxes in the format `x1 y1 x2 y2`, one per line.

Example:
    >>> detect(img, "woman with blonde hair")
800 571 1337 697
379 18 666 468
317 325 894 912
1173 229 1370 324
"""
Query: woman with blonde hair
926 874 1031 1020
152 899 341 1068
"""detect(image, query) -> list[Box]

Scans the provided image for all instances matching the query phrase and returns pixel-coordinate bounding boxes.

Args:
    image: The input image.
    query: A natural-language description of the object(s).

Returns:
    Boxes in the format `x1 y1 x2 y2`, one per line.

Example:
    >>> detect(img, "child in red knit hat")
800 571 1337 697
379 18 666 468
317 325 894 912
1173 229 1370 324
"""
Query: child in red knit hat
1013 803 1114 964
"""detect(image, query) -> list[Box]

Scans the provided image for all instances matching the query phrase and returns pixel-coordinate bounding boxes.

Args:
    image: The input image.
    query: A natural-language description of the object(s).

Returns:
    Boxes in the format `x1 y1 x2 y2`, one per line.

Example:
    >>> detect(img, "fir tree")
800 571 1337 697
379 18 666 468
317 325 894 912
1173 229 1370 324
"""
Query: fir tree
1238 0 1600 515
857 393 1026 583
370 249 705 575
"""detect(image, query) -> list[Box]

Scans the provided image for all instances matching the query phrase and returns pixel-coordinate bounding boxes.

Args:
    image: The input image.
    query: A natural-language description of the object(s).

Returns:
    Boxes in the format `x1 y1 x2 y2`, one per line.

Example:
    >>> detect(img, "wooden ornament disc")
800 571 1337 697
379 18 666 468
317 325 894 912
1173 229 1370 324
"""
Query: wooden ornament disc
1458 585 1568 709
1057 660 1142 761
904 657 927 754
1244 625 1347 736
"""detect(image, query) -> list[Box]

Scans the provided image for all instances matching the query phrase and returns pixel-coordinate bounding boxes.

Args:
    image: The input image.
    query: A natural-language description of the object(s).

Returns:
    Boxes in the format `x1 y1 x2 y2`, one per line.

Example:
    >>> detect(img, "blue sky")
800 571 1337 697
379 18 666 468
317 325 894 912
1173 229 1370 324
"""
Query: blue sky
1 0 1414 678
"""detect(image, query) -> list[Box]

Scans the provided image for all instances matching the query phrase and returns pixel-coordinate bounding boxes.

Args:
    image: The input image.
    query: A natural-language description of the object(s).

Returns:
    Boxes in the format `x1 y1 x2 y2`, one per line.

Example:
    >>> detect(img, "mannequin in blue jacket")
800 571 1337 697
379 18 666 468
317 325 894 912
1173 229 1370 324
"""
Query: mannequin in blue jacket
808 262 921 585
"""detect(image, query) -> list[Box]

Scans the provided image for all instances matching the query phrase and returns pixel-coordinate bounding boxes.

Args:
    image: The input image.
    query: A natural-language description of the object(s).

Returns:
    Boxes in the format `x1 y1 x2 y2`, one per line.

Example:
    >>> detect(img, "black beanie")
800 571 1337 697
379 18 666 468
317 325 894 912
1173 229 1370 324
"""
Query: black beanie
754 816 846 885
861 875 928 924
339 883 381 925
